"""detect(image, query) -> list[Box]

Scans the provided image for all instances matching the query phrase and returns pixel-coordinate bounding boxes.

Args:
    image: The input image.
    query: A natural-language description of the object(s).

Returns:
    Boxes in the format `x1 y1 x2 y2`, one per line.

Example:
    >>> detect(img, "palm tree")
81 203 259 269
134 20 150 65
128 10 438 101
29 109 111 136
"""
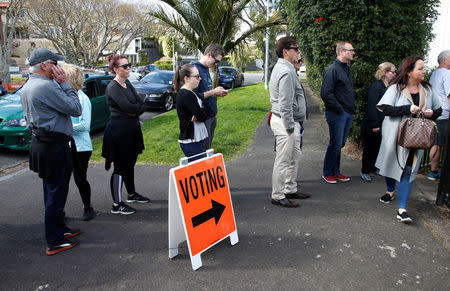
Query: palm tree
150 0 285 55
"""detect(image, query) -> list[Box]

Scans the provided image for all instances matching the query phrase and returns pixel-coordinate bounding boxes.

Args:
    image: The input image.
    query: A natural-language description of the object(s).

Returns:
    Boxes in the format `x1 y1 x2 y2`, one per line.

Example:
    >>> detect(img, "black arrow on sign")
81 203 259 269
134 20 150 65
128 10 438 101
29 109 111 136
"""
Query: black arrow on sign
192 199 226 228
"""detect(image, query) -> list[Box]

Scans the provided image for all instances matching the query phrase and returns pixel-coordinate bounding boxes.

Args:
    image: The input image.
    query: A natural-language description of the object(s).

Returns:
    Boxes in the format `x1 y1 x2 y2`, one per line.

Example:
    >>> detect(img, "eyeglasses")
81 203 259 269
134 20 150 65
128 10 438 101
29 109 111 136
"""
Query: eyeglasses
389 70 396 73
46 60 58 66
211 56 221 64
343 48 355 52
189 74 201 79
117 63 131 69
287 46 300 51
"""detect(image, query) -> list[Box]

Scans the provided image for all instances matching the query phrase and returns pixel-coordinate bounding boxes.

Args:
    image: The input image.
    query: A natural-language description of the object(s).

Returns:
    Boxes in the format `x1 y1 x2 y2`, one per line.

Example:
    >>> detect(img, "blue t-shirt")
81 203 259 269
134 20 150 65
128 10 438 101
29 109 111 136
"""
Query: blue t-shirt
192 61 217 118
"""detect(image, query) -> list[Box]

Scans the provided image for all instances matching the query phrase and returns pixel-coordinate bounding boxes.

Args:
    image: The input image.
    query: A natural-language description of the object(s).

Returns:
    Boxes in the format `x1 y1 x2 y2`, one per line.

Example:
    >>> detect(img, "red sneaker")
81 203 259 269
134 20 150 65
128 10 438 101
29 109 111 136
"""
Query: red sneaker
322 175 337 184
335 174 350 182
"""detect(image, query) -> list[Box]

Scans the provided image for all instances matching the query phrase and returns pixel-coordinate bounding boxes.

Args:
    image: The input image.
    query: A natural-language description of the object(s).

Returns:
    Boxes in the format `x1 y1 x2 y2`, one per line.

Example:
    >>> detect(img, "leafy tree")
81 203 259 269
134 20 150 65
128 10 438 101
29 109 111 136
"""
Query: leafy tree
229 43 258 72
150 0 285 56
240 0 286 79
285 0 439 140
0 0 26 82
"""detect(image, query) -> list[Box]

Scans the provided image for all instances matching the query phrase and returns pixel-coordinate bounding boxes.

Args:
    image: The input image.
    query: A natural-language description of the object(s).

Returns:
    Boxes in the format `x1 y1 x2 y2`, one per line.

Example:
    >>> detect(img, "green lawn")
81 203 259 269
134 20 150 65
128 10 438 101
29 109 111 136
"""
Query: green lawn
91 83 270 165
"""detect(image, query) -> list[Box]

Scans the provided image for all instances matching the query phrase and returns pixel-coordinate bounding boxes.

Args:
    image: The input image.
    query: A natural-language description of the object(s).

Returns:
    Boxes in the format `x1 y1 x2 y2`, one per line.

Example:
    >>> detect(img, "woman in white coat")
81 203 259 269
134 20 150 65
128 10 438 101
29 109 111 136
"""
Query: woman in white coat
375 56 442 223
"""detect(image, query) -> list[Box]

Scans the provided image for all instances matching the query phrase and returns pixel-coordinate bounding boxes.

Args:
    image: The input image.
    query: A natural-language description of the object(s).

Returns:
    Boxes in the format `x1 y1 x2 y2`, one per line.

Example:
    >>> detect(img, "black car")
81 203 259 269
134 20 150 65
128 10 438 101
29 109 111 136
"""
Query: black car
218 66 244 89
133 70 175 111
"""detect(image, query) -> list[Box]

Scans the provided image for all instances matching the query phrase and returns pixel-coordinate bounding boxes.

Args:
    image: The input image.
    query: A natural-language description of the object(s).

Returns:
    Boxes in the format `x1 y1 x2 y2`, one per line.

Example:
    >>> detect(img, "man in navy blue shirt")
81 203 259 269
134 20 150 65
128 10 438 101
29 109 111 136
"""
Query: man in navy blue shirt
193 44 228 151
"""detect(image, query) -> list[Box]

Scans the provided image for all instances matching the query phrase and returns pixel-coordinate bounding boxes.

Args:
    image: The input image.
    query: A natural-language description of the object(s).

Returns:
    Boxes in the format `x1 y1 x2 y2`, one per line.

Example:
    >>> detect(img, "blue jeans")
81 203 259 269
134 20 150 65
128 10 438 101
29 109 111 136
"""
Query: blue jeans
43 145 71 244
323 110 353 176
385 166 413 209
180 141 205 162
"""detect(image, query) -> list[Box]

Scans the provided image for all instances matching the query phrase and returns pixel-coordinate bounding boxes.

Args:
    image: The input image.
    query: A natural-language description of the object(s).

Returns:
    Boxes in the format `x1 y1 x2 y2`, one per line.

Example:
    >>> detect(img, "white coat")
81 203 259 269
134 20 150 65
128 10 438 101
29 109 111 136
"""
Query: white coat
375 84 441 182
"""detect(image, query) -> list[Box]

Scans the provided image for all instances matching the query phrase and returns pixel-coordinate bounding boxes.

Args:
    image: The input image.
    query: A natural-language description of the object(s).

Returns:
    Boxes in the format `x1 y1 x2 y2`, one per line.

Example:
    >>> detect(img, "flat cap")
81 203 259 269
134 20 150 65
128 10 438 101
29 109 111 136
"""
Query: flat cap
29 48 64 66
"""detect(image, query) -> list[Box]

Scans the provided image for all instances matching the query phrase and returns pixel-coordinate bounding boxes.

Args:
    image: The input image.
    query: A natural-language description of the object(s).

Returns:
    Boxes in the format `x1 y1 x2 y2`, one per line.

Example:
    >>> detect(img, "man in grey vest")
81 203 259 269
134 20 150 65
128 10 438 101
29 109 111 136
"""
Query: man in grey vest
269 36 310 208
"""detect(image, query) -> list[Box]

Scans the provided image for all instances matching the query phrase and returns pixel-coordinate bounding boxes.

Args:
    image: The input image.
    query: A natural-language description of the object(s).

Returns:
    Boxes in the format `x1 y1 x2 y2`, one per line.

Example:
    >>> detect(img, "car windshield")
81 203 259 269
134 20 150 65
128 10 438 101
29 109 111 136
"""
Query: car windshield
220 68 235 75
141 72 173 84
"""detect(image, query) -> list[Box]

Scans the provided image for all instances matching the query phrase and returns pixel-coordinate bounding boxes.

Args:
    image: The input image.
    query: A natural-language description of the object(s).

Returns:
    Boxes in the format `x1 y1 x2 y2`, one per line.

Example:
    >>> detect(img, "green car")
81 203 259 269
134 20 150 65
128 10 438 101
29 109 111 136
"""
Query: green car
0 74 114 151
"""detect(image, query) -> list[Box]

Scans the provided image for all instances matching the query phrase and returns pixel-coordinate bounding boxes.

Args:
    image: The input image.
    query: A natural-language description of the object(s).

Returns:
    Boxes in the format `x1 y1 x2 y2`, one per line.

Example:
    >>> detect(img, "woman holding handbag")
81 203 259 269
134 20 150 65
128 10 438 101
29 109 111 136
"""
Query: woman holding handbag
375 56 442 223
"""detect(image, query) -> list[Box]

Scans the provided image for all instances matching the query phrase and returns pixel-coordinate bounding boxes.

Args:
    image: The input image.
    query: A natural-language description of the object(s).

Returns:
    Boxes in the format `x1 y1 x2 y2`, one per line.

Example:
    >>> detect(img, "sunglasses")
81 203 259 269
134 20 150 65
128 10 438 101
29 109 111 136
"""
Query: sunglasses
211 56 221 64
287 46 300 51
117 63 131 69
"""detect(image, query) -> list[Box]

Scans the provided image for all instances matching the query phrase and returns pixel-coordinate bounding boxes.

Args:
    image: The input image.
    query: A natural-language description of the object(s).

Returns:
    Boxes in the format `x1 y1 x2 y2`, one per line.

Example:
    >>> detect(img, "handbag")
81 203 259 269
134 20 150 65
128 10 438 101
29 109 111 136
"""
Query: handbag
397 113 437 149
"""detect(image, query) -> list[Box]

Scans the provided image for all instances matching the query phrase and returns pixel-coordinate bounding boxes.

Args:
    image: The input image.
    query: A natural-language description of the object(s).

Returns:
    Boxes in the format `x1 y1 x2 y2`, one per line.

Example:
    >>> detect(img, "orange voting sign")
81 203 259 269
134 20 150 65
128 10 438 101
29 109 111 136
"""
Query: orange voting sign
168 152 238 270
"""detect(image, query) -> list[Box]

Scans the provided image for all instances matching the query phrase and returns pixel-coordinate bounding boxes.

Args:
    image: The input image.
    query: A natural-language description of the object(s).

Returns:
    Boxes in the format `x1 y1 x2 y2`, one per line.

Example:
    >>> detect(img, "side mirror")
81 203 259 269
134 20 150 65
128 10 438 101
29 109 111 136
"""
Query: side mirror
138 75 142 81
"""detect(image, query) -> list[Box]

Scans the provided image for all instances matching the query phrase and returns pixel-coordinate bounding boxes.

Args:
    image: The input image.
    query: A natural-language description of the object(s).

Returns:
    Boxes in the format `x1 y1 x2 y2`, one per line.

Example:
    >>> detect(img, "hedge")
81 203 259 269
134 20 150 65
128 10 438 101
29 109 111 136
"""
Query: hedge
285 0 439 141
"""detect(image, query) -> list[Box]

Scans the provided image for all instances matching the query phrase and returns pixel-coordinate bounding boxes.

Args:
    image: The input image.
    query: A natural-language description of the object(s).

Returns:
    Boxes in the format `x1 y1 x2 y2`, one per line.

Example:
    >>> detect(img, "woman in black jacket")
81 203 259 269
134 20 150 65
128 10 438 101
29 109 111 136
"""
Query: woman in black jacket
174 64 211 162
360 62 396 182
102 54 150 215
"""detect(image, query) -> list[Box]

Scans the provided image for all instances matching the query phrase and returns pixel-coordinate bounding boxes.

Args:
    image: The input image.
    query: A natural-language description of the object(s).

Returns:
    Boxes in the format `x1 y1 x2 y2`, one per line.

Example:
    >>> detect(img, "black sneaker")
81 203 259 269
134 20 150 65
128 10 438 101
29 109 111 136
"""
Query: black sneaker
64 227 81 239
82 207 97 221
397 211 413 224
111 202 136 215
379 193 395 204
126 193 150 203
46 238 79 255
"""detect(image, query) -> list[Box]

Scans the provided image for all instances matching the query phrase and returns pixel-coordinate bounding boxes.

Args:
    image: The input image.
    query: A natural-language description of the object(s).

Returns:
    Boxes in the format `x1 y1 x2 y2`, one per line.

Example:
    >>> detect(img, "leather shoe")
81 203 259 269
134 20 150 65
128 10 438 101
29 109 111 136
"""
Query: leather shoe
285 192 311 199
271 198 299 207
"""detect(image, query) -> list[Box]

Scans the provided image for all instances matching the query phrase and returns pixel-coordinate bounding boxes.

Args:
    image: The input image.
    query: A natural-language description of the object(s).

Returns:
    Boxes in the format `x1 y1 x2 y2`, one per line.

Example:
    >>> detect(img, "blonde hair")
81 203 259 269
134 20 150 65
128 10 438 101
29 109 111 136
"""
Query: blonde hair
374 62 395 80
62 64 83 91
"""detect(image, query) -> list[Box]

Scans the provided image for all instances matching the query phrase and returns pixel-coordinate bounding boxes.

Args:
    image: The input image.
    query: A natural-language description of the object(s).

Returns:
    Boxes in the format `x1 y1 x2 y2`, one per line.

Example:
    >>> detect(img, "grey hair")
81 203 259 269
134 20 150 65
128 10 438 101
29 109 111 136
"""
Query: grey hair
28 59 56 73
336 41 352 56
437 50 450 65
29 63 42 73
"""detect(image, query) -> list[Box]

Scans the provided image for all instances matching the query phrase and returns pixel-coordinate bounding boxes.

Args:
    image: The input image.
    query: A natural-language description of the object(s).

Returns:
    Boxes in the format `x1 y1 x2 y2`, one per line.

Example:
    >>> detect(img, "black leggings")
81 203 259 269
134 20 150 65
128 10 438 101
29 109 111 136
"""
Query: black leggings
361 130 381 174
110 155 137 203
73 151 92 208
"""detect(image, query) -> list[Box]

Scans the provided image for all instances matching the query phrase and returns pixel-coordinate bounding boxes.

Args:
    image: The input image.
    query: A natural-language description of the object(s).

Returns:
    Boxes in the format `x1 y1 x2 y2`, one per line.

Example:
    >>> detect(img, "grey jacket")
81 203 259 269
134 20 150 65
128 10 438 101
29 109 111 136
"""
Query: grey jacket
21 74 81 136
375 84 441 182
270 58 306 133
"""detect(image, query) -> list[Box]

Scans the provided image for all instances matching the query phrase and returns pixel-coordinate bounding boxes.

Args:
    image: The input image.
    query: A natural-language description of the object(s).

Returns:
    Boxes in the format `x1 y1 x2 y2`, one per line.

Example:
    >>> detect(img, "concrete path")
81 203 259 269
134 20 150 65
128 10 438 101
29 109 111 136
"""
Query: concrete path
0 84 448 290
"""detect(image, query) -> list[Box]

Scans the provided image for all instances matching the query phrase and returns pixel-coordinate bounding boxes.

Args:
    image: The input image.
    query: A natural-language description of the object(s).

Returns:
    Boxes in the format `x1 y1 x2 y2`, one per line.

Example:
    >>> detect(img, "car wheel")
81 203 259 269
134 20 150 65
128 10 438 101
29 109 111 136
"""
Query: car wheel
164 94 174 111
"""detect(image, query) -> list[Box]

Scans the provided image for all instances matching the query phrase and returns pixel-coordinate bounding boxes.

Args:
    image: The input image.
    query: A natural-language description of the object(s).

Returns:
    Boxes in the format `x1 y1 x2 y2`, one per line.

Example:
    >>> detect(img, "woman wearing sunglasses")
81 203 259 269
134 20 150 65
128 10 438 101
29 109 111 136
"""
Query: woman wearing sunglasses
102 54 150 215
174 64 211 162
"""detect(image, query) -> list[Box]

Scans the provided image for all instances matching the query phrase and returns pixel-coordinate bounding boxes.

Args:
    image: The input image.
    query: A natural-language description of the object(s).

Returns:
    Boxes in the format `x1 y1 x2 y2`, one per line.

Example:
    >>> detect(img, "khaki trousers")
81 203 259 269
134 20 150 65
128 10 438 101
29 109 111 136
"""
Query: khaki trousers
270 114 302 200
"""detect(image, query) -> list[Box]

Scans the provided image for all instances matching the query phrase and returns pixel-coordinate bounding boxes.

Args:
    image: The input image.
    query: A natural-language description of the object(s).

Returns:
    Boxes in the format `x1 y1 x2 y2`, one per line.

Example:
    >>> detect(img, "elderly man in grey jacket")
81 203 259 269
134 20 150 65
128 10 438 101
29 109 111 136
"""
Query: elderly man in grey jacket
269 36 310 208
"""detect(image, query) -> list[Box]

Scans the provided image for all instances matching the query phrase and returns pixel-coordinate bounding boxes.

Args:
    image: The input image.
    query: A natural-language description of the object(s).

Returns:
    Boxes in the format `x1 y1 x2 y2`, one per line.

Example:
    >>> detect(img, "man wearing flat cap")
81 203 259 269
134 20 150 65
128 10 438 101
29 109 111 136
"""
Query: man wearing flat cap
21 48 82 255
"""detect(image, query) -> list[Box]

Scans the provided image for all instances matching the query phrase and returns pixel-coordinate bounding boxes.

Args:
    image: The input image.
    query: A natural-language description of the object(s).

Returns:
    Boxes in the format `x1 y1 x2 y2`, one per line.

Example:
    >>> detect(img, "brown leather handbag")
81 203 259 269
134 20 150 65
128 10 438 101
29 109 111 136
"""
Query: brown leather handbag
397 114 437 149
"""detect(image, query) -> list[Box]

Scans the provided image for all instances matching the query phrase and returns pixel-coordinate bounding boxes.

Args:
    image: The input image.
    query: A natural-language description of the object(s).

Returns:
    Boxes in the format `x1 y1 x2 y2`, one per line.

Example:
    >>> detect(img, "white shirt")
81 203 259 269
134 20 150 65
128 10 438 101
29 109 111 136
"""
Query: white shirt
178 89 208 143
429 68 450 119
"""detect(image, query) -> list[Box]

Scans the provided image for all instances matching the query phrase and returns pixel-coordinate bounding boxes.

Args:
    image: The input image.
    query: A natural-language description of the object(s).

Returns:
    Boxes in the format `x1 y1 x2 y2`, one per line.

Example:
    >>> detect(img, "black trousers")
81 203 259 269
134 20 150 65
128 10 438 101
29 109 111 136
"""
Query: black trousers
42 144 71 243
361 129 381 174
73 151 92 208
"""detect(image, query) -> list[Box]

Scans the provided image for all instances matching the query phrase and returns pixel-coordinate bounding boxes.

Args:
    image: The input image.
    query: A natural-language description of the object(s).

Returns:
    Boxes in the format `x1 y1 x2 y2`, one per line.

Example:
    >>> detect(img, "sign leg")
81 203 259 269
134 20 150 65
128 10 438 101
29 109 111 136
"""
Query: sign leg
229 230 239 245
169 172 186 259
191 254 203 270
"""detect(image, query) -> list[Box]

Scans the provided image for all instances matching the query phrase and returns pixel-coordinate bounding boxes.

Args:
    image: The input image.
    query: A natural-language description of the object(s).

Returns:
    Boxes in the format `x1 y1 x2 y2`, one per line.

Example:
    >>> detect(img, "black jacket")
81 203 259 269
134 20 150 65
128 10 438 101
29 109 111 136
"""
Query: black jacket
320 58 356 114
176 88 211 140
362 80 386 131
